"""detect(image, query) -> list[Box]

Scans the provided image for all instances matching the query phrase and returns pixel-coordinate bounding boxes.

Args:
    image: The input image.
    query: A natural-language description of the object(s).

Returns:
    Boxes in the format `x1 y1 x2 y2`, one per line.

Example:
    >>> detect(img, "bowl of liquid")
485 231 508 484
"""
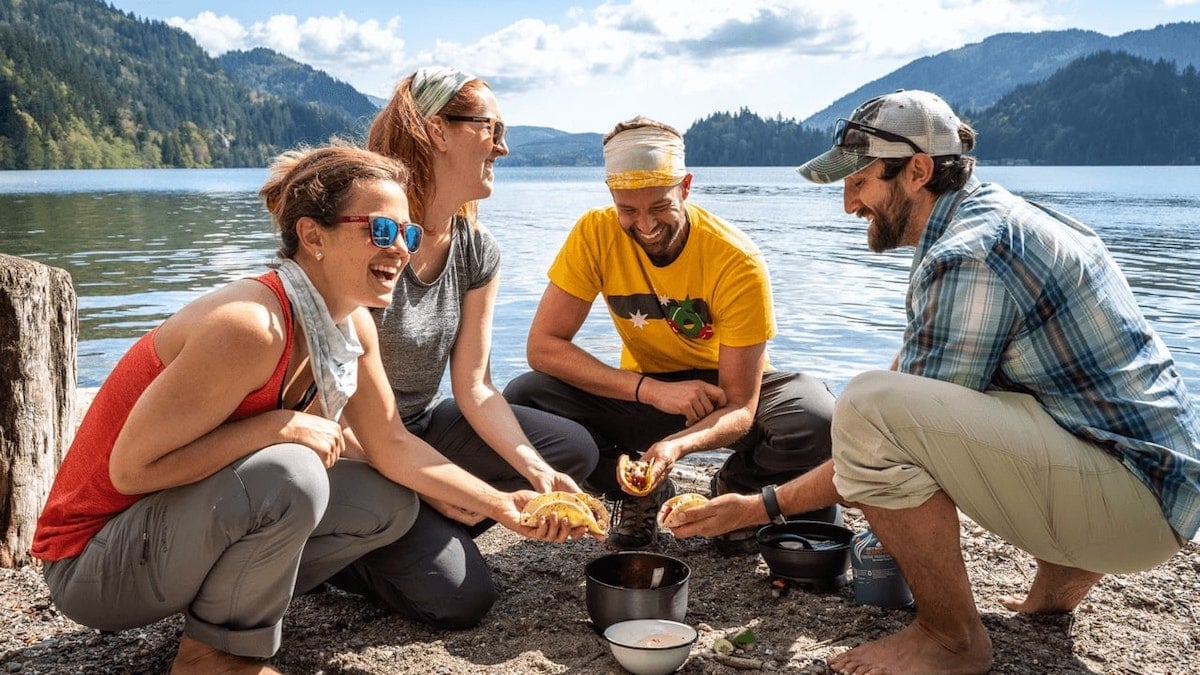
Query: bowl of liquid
602 618 697 675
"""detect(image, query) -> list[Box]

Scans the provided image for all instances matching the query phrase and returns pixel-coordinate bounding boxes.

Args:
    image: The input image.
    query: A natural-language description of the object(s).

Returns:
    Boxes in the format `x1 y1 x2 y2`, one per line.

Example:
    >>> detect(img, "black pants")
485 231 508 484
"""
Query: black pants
503 369 834 498
328 397 598 628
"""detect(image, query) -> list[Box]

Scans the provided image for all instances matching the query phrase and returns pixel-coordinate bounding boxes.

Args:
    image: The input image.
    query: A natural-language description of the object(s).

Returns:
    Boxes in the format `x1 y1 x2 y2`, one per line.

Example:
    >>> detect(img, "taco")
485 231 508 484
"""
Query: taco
616 454 656 497
657 492 709 529
519 491 610 537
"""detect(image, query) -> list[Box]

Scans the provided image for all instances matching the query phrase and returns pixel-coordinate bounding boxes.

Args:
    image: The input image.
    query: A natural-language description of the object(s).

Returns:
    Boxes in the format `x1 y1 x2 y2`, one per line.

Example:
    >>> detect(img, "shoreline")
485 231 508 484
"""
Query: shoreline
3 388 1194 673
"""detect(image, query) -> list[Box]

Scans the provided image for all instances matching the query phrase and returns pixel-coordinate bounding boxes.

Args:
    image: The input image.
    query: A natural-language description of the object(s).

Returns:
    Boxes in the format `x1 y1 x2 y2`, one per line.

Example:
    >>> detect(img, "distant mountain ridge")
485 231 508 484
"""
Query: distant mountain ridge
502 126 603 166
970 50 1200 165
218 48 379 126
687 49 1200 166
1 0 1197 168
804 22 1200 129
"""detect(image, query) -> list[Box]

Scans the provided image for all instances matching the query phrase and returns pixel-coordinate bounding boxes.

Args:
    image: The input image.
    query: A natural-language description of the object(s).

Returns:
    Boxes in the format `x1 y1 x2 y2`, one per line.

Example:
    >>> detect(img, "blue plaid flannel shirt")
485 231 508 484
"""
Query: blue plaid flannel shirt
898 176 1200 539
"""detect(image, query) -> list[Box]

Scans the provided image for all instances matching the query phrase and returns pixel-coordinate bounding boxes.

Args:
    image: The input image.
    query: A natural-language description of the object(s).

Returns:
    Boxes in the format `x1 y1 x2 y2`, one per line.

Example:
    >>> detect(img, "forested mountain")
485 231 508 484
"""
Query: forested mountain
0 1 1197 169
687 51 1200 167
218 48 379 126
683 109 826 167
503 126 603 166
970 51 1200 165
0 0 359 169
803 22 1200 130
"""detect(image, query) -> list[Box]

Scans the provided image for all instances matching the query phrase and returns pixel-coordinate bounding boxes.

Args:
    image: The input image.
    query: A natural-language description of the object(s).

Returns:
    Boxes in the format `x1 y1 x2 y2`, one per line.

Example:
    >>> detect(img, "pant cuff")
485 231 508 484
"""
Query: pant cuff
184 610 282 659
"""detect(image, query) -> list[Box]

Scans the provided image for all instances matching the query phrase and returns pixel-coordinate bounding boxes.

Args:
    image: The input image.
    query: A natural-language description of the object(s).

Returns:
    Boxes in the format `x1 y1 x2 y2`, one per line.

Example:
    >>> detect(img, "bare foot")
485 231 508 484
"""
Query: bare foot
170 635 281 674
1000 559 1103 614
826 618 992 675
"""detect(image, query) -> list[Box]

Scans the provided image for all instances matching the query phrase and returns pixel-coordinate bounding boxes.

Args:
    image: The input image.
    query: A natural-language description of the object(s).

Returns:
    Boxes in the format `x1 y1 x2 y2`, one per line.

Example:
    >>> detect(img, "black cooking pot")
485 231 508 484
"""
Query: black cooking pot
756 520 852 580
585 552 690 633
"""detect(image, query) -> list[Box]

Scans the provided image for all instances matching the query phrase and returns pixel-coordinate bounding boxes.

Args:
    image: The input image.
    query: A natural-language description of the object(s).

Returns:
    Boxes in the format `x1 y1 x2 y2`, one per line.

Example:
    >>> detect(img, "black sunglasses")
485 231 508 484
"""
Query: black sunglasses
444 114 507 146
337 215 423 252
834 118 924 155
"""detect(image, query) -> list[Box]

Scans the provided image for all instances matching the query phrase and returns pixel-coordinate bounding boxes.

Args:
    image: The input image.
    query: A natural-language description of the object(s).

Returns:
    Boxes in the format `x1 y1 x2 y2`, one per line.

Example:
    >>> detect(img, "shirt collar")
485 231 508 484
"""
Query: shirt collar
911 174 983 273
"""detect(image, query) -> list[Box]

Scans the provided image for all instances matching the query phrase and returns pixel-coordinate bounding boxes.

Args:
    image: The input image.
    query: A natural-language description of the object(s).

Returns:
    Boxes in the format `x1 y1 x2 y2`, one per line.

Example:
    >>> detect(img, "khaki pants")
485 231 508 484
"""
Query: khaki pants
832 370 1182 574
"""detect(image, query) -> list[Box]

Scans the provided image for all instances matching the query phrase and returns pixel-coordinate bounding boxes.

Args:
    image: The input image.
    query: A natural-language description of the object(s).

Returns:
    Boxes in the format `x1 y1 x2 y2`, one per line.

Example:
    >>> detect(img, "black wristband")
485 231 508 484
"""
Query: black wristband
761 484 786 525
634 374 646 403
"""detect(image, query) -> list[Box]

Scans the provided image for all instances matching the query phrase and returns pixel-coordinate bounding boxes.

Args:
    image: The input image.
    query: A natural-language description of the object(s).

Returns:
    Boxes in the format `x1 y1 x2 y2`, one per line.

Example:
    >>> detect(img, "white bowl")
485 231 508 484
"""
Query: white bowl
602 619 697 675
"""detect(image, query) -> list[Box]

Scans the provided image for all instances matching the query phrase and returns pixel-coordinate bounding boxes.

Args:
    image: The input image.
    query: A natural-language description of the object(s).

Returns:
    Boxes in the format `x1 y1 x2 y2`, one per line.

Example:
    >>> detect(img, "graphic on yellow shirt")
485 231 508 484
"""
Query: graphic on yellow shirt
608 293 713 340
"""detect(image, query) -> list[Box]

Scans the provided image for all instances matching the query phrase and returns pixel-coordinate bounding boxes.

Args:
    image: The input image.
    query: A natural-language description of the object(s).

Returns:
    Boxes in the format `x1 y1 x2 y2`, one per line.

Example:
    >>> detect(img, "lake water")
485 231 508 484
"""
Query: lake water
2 166 1198 408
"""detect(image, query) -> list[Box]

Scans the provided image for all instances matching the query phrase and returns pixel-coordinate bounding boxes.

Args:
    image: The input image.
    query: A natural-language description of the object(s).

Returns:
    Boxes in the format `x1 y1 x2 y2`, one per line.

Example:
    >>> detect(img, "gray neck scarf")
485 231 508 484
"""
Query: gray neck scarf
411 66 476 119
275 259 363 421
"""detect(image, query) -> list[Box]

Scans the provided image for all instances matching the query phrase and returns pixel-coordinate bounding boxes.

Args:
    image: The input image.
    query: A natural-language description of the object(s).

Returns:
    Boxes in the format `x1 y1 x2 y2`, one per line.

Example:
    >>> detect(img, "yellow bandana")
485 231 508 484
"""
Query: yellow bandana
604 127 687 190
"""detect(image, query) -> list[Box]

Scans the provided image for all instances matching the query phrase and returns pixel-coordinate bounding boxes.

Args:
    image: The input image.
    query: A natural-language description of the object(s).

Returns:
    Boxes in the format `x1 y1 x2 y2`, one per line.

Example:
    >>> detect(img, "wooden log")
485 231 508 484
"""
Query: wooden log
0 253 76 568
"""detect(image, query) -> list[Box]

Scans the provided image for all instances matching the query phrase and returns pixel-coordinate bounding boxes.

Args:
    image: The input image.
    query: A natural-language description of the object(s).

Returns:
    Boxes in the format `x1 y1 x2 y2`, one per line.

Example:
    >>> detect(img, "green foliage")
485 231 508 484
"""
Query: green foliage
0 1 1196 169
969 51 1200 165
683 108 828 167
685 51 1200 167
804 23 1200 130
0 0 362 169
219 48 378 124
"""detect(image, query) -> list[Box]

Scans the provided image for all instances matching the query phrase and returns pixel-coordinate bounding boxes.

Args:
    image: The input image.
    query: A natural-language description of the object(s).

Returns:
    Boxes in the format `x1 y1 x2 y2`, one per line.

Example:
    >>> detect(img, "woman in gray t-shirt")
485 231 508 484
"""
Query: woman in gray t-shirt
325 67 599 628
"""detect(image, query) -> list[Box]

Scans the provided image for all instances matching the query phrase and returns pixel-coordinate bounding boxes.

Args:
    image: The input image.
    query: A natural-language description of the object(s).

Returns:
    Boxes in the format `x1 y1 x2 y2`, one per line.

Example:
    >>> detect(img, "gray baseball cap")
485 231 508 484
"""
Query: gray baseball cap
797 90 964 183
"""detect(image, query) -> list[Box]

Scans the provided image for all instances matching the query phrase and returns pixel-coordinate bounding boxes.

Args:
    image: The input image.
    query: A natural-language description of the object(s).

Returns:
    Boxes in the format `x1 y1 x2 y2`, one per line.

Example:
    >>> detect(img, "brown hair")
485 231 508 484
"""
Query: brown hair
602 116 682 145
259 142 409 259
366 74 493 226
879 123 978 193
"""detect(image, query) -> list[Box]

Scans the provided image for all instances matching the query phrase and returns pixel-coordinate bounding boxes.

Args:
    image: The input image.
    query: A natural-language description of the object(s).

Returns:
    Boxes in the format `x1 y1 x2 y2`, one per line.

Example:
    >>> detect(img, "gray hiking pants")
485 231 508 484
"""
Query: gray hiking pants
43 443 418 658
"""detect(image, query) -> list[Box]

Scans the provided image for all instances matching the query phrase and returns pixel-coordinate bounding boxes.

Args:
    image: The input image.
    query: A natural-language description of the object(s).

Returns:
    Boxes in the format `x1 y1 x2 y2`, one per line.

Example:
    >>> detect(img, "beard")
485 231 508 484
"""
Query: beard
628 217 688 266
866 180 916 253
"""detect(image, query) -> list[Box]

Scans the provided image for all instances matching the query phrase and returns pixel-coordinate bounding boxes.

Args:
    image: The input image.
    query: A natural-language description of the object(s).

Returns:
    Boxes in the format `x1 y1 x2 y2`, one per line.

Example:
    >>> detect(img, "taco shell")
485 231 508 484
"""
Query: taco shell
657 492 709 529
616 454 656 497
519 491 610 537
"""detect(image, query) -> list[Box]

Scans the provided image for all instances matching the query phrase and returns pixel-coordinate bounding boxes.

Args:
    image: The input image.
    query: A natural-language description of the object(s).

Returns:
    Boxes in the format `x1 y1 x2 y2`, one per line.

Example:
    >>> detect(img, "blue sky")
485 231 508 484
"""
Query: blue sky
106 1 1200 134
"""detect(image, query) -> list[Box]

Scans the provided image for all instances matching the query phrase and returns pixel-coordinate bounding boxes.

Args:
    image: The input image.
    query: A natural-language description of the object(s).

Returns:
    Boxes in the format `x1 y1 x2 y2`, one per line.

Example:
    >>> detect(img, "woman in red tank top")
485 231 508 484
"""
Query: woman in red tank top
33 144 582 673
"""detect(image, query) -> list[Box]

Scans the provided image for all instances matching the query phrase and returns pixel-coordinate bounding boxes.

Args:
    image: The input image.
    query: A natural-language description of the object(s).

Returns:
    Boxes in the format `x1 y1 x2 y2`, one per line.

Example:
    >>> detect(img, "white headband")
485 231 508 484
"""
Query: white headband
603 126 687 190
411 67 476 119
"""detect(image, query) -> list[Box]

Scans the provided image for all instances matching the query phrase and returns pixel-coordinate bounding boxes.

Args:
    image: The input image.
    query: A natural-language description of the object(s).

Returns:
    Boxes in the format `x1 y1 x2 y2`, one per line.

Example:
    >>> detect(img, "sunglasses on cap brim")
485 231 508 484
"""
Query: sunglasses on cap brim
834 118 924 155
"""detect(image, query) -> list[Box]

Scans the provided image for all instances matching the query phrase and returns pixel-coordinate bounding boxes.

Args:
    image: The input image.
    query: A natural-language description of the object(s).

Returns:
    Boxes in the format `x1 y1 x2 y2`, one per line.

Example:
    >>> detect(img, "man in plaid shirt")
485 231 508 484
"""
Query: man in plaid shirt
673 90 1200 675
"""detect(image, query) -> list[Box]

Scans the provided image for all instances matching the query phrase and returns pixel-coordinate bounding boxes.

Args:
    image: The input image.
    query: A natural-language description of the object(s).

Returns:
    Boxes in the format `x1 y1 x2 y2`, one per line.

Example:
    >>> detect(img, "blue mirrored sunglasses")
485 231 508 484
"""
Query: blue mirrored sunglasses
337 215 423 252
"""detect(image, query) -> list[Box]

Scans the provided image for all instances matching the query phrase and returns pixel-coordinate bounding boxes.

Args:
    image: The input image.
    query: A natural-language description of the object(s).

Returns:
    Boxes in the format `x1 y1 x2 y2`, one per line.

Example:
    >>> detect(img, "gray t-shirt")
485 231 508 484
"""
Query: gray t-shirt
372 216 500 420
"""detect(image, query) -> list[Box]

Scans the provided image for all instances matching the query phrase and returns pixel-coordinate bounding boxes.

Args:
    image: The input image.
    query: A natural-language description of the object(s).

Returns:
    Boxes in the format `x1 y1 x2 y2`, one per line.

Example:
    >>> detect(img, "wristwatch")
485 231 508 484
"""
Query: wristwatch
761 484 787 525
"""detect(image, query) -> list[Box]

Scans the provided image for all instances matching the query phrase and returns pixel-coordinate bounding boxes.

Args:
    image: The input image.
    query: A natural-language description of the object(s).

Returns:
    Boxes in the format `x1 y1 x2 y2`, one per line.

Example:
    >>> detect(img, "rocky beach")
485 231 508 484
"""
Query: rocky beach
1 390 1196 674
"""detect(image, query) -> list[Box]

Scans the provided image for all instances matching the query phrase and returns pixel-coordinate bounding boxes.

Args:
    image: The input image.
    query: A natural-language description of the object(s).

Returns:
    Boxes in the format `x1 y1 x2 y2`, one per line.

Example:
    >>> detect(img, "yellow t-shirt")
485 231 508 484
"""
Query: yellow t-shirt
548 202 775 373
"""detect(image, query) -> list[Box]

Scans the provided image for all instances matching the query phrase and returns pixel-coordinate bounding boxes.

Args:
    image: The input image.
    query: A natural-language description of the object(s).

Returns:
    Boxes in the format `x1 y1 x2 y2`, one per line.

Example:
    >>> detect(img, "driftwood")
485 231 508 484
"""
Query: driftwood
0 253 76 567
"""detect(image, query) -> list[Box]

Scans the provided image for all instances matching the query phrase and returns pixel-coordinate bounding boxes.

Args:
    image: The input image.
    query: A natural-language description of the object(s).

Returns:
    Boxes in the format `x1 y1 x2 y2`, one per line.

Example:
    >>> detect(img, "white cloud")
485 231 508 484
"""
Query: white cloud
412 0 1056 92
166 12 407 91
163 1 1066 128
166 11 247 55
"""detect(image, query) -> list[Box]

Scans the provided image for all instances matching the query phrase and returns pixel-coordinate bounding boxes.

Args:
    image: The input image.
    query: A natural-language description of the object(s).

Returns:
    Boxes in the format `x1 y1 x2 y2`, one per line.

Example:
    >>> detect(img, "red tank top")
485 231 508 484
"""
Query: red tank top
31 271 295 561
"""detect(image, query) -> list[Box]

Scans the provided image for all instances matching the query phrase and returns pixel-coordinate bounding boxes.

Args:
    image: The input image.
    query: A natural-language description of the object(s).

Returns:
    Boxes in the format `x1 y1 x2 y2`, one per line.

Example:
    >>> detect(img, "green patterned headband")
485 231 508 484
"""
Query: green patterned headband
411 66 477 119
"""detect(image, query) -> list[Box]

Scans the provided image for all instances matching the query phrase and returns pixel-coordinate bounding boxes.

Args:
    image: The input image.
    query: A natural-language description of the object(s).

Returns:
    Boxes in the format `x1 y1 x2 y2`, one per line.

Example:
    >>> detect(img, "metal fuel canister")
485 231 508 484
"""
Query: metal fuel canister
850 529 914 608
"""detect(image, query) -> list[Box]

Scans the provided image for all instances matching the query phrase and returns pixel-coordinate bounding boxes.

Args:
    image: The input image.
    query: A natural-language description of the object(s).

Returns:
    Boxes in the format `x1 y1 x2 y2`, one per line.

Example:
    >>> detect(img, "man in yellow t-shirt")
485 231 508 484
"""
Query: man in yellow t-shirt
504 117 837 553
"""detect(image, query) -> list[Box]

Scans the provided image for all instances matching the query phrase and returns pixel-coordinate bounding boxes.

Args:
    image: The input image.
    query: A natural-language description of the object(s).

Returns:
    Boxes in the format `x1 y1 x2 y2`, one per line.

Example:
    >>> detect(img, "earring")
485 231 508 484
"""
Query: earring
315 251 324 261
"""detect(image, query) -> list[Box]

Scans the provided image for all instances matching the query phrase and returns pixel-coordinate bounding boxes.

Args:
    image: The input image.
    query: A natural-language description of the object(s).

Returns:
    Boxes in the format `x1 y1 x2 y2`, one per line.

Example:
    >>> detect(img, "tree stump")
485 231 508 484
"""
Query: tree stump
0 254 77 568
